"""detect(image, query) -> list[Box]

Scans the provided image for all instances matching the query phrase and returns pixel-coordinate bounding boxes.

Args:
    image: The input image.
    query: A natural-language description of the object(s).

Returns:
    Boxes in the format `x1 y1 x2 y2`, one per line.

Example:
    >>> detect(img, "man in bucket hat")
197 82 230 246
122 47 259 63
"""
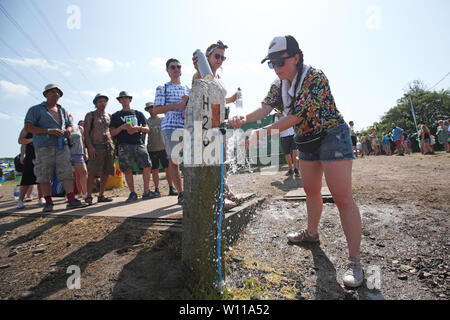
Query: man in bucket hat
24 84 84 212
110 91 159 201
83 93 115 205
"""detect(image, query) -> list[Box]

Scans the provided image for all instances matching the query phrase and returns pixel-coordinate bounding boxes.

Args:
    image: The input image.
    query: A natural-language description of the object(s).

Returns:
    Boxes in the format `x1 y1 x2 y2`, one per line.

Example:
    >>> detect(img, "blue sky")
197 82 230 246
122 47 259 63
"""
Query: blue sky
0 0 449 157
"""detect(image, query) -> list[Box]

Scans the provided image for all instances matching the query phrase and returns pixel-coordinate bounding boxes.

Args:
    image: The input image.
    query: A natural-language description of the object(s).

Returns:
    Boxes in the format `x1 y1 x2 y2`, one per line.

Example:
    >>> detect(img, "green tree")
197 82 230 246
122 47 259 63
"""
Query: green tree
380 80 449 135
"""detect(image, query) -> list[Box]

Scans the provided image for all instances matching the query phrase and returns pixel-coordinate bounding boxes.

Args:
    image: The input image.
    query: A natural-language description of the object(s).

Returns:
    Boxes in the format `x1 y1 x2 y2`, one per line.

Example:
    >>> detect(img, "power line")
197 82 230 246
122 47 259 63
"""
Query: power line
28 0 95 89
429 72 450 90
0 37 52 84
0 59 41 92
0 2 89 105
0 61 41 101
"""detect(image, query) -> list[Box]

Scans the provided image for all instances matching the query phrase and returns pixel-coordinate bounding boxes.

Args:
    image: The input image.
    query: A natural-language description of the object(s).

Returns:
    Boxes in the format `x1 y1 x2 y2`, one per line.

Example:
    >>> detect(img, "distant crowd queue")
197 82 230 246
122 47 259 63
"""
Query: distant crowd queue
347 121 449 158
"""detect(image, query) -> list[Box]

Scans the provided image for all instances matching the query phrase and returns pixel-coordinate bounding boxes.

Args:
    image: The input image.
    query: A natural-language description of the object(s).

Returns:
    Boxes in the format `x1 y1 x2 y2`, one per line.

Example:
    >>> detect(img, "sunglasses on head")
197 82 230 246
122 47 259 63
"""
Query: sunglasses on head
268 53 296 69
214 53 226 61
169 65 182 70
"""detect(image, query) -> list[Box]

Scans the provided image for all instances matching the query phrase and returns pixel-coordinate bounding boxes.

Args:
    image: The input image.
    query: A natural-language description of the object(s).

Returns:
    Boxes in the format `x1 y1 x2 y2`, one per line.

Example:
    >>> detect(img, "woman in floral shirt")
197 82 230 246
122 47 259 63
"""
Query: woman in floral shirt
229 35 363 288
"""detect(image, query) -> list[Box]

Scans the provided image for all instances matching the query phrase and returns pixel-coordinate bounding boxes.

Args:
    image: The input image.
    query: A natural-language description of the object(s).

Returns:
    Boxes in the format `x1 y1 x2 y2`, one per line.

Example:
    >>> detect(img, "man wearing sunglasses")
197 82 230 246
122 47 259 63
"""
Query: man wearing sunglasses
153 58 190 205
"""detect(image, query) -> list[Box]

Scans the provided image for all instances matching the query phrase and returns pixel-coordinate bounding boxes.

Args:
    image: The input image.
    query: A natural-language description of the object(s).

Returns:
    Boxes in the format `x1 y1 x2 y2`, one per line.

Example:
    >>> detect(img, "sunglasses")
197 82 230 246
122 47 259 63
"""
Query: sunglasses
169 65 182 70
214 53 226 61
268 54 296 69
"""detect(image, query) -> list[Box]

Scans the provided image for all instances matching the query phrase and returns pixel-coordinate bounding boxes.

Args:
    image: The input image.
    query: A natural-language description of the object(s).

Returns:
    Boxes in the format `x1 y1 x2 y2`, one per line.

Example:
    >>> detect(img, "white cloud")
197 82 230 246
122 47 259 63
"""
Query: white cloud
0 112 11 120
86 57 115 73
80 88 120 100
0 80 31 97
115 60 135 68
225 61 264 74
367 5 382 31
130 88 154 101
1 57 58 70
149 57 166 72
0 111 24 123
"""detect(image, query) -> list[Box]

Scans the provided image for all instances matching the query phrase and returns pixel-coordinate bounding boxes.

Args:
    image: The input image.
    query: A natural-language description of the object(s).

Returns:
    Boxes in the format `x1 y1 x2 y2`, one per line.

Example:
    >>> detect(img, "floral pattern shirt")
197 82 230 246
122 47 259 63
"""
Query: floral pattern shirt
263 67 344 136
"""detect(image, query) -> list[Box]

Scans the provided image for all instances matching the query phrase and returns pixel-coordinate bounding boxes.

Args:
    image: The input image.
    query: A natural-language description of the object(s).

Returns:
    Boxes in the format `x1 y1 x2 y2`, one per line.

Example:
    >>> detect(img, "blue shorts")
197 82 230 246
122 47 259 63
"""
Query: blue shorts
298 123 355 162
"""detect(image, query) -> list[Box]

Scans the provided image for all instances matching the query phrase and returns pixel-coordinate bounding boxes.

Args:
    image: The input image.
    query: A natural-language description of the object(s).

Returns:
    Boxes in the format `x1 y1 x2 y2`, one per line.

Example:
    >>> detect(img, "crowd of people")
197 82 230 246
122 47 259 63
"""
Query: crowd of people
346 121 449 158
13 35 449 289
16 41 244 212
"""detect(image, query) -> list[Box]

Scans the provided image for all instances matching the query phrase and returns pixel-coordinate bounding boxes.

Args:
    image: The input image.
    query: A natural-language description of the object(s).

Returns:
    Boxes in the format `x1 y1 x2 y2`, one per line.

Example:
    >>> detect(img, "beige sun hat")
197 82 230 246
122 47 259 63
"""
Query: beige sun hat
144 101 154 111
43 84 63 97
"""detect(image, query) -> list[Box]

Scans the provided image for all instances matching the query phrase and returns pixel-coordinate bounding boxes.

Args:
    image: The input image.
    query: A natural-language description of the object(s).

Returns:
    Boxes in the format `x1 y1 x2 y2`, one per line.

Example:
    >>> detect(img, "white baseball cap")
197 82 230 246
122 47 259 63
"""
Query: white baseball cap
261 35 301 64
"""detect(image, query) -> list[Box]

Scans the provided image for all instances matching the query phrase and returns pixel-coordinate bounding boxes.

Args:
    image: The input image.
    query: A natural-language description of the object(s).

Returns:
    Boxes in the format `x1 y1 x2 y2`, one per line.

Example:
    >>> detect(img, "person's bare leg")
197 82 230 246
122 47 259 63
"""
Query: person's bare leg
62 179 74 194
164 168 173 188
19 185 32 201
298 160 324 235
285 154 293 169
143 167 151 194
87 175 96 197
292 149 299 169
169 159 183 192
152 168 160 190
37 184 43 198
322 160 361 260
99 174 109 197
74 163 88 198
124 169 134 193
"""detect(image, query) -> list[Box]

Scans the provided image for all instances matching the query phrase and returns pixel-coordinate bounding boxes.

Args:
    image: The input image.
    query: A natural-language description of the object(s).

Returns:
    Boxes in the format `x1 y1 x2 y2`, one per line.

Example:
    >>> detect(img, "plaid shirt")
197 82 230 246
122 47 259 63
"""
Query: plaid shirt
154 82 190 130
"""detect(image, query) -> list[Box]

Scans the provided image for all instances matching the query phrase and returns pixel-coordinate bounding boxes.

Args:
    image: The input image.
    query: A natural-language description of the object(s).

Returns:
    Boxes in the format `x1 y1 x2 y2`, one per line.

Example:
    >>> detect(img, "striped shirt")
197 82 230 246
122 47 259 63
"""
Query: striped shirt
154 82 190 130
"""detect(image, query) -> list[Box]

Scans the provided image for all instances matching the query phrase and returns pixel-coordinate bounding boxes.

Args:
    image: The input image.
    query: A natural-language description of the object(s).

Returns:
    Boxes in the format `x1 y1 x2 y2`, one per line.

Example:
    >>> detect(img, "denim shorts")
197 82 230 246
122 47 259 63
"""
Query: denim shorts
117 143 151 172
71 154 85 164
298 123 355 162
162 129 183 160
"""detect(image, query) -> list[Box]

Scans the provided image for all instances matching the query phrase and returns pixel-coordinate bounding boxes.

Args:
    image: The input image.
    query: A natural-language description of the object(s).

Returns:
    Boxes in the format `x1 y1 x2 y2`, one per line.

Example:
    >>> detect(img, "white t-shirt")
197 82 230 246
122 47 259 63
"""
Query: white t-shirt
274 112 295 137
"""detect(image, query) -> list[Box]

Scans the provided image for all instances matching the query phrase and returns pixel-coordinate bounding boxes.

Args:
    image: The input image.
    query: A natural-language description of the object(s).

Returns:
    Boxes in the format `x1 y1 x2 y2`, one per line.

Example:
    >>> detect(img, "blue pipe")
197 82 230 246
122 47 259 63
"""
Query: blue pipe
217 133 225 286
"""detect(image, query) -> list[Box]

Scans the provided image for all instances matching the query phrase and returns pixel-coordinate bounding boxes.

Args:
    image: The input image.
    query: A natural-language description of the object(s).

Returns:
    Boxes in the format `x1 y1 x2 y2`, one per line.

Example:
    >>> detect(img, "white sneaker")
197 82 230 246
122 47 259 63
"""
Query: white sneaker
343 258 364 288
38 198 45 206
17 200 25 209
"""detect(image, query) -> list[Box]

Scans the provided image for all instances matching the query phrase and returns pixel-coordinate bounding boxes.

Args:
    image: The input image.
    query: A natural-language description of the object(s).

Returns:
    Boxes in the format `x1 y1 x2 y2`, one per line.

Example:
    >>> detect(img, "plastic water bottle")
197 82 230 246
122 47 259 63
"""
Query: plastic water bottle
194 49 213 80
14 185 20 200
235 88 243 108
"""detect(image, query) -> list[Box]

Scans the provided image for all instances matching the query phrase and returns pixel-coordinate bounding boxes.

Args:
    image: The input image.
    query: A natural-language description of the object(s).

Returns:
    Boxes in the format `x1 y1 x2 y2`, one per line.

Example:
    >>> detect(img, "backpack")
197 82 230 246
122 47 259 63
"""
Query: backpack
14 154 24 172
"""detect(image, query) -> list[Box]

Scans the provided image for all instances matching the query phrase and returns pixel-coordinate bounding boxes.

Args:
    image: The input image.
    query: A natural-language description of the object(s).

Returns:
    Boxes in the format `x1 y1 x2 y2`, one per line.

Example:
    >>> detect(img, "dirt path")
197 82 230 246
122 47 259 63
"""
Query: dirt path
0 152 448 300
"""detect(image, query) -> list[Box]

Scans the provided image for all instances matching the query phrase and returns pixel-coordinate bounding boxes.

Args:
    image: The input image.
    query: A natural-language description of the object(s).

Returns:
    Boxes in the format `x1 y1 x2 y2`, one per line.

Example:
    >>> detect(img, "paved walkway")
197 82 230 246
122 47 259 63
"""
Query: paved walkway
0 196 184 232
0 193 258 232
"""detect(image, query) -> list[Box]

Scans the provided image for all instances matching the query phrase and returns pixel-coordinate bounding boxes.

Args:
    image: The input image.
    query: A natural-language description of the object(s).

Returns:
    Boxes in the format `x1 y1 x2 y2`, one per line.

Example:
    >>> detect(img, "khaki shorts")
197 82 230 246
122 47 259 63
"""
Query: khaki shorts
87 143 115 177
34 146 74 183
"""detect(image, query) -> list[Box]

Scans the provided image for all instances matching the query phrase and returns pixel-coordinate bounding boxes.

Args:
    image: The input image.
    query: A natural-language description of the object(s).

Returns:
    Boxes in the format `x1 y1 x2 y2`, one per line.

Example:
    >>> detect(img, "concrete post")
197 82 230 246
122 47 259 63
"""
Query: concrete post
182 79 226 298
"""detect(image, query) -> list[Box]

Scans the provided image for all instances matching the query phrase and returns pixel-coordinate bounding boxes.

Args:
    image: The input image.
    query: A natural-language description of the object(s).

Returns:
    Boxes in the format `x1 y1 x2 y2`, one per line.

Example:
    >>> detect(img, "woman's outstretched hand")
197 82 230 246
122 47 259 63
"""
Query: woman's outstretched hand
228 115 247 129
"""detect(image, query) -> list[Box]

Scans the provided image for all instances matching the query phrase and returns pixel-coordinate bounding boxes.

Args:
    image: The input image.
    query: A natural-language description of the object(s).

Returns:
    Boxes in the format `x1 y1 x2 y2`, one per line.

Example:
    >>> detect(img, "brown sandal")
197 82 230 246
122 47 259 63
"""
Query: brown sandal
85 196 93 205
98 195 113 203
287 230 320 244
